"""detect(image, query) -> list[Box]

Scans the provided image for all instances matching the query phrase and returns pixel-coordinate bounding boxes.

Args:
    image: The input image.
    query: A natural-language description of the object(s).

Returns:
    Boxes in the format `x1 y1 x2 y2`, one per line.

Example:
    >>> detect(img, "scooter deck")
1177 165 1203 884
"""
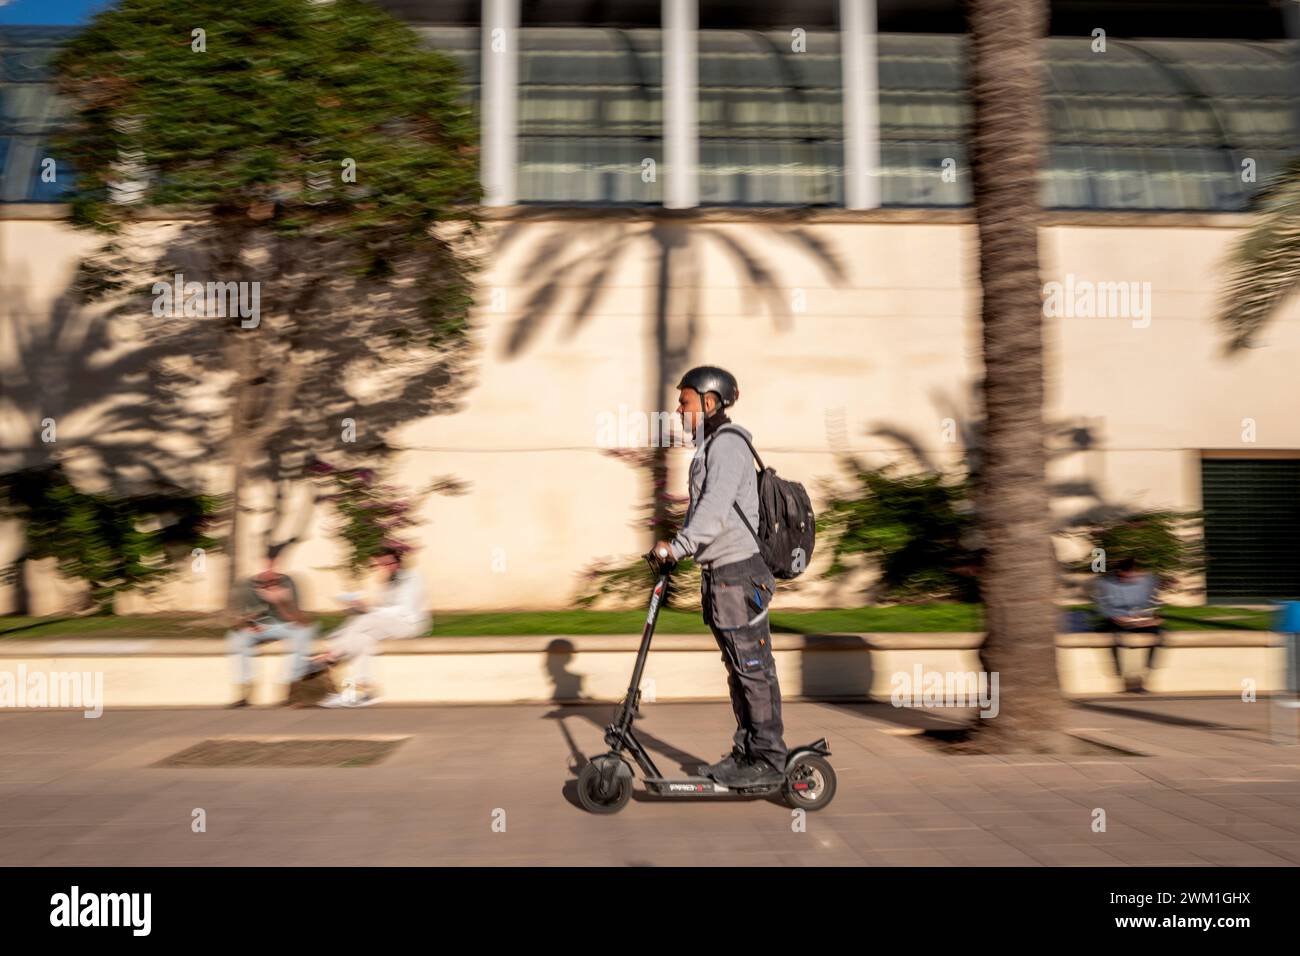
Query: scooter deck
643 776 782 796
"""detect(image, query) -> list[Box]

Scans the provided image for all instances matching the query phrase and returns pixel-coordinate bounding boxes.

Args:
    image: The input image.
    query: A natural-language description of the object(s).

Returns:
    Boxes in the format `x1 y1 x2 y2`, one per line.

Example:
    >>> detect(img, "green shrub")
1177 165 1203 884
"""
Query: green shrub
819 462 980 603
1073 510 1202 590
0 465 217 613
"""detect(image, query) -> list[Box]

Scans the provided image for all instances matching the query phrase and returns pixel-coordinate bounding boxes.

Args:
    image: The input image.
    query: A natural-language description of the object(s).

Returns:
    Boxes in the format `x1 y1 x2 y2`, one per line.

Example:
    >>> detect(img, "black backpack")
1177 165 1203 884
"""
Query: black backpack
707 425 816 579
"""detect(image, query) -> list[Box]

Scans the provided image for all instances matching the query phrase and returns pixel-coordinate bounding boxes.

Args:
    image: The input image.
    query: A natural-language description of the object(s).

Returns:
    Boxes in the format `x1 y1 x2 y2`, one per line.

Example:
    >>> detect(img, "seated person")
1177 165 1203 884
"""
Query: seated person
225 545 318 707
1093 557 1162 693
313 547 429 707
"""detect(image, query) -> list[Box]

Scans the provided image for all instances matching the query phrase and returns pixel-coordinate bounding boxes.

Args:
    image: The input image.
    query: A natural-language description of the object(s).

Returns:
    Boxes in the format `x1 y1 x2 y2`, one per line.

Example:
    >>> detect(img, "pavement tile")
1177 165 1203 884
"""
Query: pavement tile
1017 843 1126 866
0 700 1297 866
938 845 1041 866
1181 842 1296 866
1104 843 1220 865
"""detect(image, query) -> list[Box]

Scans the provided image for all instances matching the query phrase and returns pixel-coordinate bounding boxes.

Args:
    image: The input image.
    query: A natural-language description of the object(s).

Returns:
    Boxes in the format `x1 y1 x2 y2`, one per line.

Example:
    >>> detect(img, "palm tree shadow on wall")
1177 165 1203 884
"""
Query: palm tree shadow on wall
869 381 1124 549
792 386 1116 703
0 266 210 613
2 218 477 611
491 216 849 601
122 223 474 593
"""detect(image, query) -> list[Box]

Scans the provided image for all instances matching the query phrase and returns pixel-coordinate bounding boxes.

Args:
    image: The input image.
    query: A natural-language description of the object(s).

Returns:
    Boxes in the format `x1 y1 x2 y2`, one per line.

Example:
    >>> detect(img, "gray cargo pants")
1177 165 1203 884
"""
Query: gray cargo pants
700 553 788 772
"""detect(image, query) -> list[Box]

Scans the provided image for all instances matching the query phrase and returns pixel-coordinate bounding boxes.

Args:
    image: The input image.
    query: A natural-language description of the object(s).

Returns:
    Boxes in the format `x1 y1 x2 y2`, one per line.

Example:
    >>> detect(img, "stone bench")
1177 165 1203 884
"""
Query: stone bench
0 631 1287 708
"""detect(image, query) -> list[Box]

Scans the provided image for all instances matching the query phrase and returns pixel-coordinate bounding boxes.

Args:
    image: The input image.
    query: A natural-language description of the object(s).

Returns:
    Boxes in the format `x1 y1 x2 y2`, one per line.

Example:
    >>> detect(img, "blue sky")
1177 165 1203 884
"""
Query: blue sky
0 0 115 26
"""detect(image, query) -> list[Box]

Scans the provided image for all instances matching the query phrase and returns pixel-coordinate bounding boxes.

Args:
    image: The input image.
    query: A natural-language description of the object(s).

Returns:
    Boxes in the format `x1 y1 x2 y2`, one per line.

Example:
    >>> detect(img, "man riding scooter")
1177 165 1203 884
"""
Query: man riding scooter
653 366 788 788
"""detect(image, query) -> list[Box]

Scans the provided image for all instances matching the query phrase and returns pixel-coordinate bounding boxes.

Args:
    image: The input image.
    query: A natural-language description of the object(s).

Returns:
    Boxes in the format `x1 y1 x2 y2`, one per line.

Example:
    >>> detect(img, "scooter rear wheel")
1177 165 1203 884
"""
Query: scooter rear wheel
784 754 836 811
577 757 633 814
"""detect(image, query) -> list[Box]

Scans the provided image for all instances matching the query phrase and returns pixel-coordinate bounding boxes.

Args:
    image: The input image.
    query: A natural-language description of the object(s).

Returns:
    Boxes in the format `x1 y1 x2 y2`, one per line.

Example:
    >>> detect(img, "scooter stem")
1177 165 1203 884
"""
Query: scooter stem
617 565 671 730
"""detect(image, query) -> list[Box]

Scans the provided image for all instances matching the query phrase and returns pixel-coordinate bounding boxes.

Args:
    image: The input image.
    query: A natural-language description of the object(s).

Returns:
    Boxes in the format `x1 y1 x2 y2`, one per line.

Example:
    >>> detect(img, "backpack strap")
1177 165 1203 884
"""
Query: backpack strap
703 425 763 545
731 501 760 544
711 424 765 471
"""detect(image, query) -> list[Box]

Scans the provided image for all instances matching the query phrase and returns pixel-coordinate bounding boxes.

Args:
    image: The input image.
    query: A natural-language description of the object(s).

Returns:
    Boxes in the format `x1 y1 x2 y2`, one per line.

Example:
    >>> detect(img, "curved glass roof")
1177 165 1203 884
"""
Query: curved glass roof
878 33 1297 209
696 30 843 205
515 28 663 203
2 25 1295 209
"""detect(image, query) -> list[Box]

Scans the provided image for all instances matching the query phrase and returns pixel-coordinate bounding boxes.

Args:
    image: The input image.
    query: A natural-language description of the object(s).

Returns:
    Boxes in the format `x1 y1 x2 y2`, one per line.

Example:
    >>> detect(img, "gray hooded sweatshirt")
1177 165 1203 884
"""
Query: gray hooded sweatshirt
669 423 761 570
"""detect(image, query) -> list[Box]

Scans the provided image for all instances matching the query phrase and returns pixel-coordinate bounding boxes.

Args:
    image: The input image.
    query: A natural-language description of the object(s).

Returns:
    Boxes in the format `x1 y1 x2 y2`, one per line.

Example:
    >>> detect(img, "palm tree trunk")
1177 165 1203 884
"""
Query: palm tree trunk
965 0 1063 750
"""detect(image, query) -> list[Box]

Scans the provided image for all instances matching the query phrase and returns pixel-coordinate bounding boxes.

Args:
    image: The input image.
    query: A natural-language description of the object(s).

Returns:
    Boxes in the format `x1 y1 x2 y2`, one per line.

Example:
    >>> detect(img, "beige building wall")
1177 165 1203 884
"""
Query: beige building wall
2 210 1297 612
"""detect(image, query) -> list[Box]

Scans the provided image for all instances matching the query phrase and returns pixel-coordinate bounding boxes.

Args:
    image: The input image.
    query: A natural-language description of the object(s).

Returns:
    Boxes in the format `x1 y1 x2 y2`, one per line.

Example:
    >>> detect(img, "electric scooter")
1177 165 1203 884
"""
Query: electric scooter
576 547 837 814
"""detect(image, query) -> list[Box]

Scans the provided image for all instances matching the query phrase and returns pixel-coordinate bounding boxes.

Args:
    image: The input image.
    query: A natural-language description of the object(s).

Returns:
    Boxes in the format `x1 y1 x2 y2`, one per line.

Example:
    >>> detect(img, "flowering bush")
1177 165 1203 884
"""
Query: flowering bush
307 459 423 577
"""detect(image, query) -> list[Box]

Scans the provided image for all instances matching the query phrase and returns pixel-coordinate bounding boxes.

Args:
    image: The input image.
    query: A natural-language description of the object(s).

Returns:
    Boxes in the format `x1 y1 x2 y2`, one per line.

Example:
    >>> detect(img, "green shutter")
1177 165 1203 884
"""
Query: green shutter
1202 458 1300 603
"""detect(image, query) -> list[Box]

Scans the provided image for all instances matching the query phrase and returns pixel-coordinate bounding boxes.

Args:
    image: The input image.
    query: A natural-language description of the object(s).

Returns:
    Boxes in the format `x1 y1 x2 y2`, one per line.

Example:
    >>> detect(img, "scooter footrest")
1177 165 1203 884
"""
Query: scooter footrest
646 778 729 794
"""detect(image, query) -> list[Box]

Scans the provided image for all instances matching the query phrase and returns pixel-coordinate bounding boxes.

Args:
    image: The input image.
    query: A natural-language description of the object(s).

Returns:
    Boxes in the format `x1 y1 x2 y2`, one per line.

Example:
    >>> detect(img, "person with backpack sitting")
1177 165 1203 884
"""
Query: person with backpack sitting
653 365 789 788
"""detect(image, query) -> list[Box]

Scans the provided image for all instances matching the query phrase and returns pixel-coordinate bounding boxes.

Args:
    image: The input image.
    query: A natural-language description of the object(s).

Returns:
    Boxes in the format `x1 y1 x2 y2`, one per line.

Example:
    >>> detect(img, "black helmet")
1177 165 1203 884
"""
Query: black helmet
676 365 739 408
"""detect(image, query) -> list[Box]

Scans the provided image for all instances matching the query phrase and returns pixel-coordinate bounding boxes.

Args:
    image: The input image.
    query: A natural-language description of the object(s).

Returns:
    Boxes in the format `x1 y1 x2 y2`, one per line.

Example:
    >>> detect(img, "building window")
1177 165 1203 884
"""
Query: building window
1201 457 1300 603
697 30 844 206
3 24 1296 211
517 28 662 204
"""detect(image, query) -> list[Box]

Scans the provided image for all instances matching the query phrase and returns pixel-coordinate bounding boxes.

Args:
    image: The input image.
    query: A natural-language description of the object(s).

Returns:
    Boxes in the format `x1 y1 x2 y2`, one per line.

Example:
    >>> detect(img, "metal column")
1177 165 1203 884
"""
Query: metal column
482 0 519 206
662 0 698 209
841 0 881 209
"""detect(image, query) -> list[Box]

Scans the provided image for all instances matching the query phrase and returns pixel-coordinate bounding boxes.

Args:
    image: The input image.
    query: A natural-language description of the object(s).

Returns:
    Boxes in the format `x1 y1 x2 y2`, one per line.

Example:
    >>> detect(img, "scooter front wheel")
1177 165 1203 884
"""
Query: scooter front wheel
784 754 836 811
577 757 633 814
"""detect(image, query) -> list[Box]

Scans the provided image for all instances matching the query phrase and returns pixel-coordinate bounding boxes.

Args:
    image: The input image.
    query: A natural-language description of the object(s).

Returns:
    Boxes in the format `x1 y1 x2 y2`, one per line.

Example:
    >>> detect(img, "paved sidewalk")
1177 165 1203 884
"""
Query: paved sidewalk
1 698 1298 866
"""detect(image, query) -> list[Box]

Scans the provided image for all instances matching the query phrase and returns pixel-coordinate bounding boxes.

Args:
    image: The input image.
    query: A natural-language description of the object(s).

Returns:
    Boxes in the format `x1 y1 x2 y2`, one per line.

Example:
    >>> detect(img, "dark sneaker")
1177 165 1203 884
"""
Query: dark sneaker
698 747 746 780
715 756 784 789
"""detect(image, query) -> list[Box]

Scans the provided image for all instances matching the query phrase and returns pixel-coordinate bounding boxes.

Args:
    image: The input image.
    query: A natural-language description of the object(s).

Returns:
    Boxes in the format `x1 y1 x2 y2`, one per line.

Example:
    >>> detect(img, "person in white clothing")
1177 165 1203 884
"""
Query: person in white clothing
313 547 430 707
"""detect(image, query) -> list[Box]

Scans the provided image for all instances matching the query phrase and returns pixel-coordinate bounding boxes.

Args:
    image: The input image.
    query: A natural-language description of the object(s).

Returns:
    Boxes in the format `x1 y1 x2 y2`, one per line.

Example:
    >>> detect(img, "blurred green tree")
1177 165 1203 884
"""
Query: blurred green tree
52 0 481 607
